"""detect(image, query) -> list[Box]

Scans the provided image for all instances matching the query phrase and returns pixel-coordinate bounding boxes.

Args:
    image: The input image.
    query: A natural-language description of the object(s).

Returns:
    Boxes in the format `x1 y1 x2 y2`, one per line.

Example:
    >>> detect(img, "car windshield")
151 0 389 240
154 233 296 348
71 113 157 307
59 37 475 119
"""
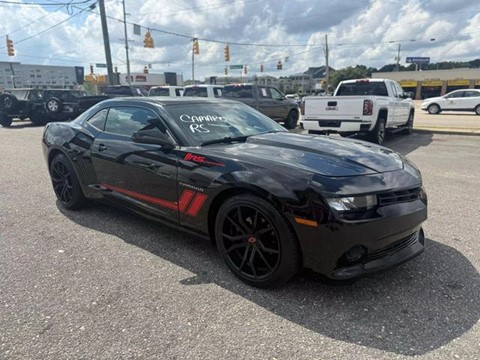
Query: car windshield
163 102 286 146
222 85 253 98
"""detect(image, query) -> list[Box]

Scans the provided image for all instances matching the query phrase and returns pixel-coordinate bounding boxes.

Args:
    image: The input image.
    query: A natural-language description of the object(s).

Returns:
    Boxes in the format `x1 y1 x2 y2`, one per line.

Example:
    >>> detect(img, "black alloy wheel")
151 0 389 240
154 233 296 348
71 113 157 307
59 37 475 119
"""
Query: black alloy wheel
215 194 299 288
50 153 87 209
284 110 299 130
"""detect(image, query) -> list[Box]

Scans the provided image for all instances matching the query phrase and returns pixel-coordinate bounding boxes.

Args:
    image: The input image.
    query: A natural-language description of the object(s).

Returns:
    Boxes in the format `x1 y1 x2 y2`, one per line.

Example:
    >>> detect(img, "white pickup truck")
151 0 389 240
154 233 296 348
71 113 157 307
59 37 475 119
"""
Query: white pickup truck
302 78 415 144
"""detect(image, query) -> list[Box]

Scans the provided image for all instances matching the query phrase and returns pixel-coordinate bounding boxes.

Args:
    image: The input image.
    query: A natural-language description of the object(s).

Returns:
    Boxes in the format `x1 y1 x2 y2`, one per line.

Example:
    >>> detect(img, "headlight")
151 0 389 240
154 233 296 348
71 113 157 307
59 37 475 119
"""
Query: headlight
326 195 377 212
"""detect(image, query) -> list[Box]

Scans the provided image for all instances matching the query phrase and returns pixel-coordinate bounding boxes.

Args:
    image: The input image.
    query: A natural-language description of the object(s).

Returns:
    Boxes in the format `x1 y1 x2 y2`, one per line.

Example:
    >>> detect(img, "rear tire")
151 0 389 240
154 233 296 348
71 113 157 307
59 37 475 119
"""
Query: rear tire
284 110 299 130
368 118 386 145
215 194 300 288
46 97 62 114
50 153 88 210
475 105 480 115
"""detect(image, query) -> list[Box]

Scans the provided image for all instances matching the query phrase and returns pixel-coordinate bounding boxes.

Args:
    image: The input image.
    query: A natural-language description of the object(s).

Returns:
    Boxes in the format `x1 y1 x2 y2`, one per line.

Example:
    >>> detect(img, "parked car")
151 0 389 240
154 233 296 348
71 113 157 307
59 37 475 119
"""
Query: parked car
221 83 300 129
421 89 480 115
302 79 415 144
103 85 149 98
182 84 223 98
0 88 108 127
42 97 427 288
148 86 184 97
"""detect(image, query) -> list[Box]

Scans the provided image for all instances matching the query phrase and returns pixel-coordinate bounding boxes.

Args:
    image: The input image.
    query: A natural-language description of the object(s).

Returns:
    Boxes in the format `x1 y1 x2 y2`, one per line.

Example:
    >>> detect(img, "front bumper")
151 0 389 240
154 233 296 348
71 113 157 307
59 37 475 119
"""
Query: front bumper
294 198 427 279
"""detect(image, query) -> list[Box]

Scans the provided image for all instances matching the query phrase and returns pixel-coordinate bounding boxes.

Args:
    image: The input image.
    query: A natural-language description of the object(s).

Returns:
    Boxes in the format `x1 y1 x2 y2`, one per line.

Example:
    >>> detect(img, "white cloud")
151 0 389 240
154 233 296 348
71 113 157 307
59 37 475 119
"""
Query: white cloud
2 0 480 81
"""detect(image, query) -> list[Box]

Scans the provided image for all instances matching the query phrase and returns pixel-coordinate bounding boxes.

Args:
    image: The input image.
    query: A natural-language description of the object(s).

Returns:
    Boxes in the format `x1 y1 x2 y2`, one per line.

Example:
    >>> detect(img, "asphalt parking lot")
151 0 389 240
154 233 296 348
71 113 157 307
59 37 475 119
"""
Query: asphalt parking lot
1 122 479 359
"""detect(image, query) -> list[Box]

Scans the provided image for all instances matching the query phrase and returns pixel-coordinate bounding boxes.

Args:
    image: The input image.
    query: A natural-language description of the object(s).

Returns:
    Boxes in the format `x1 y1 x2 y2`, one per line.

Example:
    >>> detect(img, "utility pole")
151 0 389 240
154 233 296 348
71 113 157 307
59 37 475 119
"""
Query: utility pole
122 0 132 87
395 43 401 72
325 34 329 94
98 0 115 85
191 38 195 84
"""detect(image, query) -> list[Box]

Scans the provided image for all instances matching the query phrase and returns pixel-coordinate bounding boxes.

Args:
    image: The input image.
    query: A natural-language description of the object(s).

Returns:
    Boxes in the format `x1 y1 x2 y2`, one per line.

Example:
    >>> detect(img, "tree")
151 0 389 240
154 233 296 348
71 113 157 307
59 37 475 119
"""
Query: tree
329 65 374 89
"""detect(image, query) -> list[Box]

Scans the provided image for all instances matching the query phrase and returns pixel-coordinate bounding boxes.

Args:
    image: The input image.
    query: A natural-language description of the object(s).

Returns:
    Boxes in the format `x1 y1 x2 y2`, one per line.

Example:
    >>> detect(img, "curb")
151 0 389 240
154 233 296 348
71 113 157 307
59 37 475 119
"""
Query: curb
413 127 480 136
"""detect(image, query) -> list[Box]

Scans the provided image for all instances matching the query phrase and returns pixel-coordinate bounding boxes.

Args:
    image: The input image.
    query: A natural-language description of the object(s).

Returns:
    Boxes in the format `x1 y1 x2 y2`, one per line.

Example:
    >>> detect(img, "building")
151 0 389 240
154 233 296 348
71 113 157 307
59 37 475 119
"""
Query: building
372 68 480 99
0 61 84 90
303 66 336 93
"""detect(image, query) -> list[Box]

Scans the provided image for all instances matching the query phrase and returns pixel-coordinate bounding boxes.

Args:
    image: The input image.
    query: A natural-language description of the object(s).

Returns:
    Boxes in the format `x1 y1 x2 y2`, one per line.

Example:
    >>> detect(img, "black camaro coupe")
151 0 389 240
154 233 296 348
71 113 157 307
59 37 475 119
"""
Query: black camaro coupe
42 97 427 288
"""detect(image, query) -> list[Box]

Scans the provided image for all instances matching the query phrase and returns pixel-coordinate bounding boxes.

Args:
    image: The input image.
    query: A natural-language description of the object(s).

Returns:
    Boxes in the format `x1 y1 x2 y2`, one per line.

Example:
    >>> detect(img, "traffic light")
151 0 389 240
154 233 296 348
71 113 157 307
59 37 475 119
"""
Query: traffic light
143 65 148 74
90 64 94 75
260 64 264 72
244 65 247 74
144 31 154 48
276 60 282 70
6 36 14 57
224 67 228 75
224 45 230 62
193 38 199 55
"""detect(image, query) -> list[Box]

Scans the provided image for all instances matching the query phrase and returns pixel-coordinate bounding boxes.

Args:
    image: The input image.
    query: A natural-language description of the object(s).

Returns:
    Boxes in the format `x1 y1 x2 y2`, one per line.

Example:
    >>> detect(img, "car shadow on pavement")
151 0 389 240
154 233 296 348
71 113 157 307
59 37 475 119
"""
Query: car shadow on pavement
58 202 479 357
381 131 434 156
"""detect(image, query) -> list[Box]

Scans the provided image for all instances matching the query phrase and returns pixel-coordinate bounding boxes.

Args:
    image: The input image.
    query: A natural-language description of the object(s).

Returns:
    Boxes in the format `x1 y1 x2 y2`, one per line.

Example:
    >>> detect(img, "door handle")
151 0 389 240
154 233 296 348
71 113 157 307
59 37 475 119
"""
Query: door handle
97 143 107 152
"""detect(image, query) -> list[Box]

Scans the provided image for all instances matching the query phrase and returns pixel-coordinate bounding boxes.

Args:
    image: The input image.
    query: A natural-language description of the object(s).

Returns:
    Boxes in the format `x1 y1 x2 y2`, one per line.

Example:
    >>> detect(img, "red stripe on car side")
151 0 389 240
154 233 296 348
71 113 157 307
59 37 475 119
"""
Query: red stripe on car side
101 183 178 210
178 190 195 212
186 193 208 216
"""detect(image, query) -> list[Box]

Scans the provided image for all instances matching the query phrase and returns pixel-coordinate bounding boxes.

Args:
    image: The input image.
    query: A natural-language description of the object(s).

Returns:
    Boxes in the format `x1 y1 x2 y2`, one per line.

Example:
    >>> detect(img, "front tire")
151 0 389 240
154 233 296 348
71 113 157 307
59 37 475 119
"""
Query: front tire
284 110 299 130
215 194 300 288
427 103 441 114
402 112 414 135
0 113 12 127
50 153 88 210
475 105 480 115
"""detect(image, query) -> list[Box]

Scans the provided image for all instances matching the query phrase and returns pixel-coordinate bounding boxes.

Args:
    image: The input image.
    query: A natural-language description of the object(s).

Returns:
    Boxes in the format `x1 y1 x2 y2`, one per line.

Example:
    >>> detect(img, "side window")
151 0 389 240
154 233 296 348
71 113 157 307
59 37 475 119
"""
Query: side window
87 108 108 131
104 107 165 137
465 91 480 97
258 86 270 98
447 91 463 98
388 82 397 97
270 87 284 100
395 83 404 98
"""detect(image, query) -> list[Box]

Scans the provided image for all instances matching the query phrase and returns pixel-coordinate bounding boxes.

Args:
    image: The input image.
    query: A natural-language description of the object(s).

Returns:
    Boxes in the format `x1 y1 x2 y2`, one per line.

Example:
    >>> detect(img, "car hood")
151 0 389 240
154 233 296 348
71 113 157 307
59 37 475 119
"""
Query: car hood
206 132 404 177
422 96 443 104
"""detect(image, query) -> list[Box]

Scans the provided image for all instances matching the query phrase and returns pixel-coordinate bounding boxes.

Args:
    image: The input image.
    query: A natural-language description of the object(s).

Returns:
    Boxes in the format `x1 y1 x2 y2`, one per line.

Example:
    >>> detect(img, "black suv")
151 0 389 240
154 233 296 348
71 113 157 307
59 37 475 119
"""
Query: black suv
0 88 108 127
222 84 300 129
102 85 149 98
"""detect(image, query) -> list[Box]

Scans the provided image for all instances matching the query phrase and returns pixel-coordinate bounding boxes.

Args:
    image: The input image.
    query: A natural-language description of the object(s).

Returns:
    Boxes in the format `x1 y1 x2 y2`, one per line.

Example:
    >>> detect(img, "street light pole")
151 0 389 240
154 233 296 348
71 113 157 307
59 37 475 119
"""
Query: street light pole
98 0 115 85
122 0 132 88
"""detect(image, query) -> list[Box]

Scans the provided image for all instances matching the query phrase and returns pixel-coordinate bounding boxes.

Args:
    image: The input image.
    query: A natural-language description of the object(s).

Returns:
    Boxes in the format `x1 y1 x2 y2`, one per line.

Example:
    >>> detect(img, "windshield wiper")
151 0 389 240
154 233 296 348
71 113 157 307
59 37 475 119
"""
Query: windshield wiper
201 135 249 146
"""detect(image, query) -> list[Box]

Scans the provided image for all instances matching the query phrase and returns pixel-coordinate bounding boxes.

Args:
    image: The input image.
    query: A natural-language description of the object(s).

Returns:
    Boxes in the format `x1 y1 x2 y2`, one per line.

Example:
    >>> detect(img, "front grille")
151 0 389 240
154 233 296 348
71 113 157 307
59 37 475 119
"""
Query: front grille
365 232 418 261
377 187 421 206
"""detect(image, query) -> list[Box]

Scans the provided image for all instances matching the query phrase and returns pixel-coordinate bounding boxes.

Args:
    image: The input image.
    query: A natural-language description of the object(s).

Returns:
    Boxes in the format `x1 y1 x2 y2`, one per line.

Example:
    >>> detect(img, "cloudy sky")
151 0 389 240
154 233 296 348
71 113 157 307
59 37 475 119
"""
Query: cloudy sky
1 0 479 81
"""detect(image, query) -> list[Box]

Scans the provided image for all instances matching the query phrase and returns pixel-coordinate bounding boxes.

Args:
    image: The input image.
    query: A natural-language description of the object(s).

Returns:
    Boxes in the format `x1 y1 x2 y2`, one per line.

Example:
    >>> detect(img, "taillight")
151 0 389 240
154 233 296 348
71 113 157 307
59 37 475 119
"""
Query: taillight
363 99 373 115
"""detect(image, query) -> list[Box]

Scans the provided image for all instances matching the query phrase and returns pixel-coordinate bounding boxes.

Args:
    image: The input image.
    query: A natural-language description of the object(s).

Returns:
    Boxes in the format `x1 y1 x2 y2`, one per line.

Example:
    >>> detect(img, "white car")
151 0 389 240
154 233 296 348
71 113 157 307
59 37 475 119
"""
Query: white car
148 86 184 97
421 89 480 115
182 85 223 98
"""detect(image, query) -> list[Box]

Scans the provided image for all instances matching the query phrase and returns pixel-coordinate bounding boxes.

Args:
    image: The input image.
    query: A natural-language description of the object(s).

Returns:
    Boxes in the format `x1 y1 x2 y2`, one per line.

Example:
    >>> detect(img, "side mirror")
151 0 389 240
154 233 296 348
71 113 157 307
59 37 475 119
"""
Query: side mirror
403 91 414 99
131 129 175 149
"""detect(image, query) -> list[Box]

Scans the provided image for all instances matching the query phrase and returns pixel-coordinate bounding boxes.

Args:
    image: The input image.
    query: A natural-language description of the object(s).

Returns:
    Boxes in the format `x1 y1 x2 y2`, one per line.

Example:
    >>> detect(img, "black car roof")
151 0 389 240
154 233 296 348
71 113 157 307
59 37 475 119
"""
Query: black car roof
98 97 241 107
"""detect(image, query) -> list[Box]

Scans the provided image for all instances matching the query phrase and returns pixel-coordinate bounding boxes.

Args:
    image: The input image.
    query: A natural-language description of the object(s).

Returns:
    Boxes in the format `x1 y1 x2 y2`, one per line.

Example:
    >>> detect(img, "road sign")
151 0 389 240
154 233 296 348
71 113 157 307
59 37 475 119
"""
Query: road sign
229 64 243 70
406 57 430 64
95 63 107 68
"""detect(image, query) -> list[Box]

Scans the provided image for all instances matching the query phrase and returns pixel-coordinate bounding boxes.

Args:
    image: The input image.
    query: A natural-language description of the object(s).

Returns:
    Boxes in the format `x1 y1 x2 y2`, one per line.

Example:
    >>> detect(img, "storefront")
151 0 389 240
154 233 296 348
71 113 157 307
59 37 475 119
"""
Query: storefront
399 80 417 98
421 80 442 99
446 79 470 93
475 80 480 89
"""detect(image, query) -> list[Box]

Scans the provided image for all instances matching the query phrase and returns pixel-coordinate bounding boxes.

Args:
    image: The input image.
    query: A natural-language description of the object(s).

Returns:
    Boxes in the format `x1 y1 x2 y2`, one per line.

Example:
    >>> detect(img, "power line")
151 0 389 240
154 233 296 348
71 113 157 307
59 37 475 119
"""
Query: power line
0 0 91 5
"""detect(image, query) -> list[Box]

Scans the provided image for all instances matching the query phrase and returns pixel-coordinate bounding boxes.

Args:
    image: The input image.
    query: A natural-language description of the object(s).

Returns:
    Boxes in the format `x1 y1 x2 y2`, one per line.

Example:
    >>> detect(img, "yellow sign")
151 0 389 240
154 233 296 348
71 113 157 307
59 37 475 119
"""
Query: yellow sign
84 74 108 84
422 80 442 87
475 80 480 86
447 79 470 86
400 80 417 87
